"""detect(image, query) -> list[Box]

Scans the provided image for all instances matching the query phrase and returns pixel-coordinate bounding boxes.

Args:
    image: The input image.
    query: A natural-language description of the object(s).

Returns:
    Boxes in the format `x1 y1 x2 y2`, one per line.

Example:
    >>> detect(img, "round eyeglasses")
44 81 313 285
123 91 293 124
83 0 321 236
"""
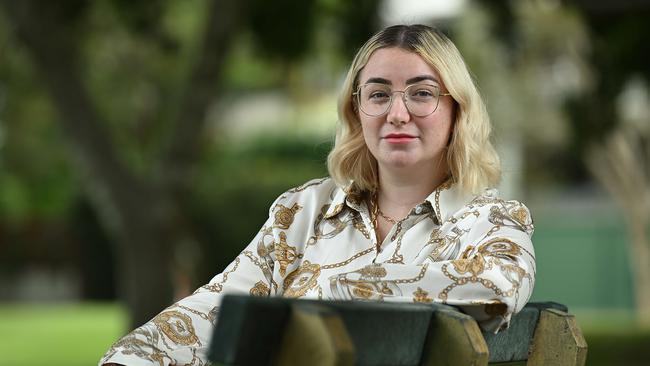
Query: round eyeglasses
354 83 451 117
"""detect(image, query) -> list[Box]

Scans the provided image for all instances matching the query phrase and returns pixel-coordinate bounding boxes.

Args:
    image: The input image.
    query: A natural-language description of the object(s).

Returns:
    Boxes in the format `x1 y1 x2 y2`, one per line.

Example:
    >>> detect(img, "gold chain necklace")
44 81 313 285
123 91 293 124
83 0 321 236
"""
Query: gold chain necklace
377 208 398 224
370 191 407 225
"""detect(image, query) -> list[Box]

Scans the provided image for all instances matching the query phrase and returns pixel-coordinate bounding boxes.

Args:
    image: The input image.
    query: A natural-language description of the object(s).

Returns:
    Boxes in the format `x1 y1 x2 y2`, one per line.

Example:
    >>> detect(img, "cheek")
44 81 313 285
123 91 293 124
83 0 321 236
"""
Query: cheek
359 117 379 140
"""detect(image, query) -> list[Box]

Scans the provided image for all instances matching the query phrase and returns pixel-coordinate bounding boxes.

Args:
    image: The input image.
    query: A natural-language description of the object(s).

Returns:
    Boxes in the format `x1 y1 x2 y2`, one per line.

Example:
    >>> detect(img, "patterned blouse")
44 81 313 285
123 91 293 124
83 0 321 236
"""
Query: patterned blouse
100 177 535 366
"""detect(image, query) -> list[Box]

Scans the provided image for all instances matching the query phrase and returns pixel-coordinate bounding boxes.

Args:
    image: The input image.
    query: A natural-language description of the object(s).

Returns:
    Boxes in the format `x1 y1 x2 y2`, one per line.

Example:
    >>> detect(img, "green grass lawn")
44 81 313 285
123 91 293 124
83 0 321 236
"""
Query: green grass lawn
0 303 648 365
0 303 127 366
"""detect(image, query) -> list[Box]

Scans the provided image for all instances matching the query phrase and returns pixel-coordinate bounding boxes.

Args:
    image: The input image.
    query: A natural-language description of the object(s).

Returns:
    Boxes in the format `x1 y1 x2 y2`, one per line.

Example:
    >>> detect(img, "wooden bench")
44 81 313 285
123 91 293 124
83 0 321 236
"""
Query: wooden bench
208 295 587 366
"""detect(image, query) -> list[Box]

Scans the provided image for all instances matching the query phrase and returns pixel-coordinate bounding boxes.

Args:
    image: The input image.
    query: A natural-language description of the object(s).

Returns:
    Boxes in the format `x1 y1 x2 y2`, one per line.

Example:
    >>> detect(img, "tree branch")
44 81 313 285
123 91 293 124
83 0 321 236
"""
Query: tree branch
0 0 147 237
161 0 245 191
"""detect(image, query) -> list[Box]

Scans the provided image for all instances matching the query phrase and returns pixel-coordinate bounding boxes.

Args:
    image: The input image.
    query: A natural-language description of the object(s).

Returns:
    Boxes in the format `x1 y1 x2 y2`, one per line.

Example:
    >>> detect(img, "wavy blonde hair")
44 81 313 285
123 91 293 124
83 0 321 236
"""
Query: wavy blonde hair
327 24 501 195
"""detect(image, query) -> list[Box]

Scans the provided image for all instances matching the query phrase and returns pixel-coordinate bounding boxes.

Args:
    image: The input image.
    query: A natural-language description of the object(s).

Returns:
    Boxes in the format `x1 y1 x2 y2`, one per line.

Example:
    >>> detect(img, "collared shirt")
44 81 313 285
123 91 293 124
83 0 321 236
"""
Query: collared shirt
100 177 536 366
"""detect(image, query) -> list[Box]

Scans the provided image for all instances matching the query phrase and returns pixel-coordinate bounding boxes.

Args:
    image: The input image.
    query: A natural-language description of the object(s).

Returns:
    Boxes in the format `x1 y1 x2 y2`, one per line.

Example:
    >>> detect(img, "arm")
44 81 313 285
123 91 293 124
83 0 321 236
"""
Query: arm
99 203 281 366
327 200 535 333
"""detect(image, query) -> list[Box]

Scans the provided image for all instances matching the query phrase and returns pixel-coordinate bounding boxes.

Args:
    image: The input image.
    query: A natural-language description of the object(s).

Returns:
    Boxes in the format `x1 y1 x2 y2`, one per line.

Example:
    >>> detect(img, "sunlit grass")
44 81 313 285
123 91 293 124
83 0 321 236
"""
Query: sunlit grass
0 302 127 366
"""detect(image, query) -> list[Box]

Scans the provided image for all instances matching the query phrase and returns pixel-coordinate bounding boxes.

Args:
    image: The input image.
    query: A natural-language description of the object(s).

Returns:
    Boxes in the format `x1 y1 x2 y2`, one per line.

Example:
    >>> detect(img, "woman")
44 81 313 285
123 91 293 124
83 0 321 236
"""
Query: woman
101 24 535 366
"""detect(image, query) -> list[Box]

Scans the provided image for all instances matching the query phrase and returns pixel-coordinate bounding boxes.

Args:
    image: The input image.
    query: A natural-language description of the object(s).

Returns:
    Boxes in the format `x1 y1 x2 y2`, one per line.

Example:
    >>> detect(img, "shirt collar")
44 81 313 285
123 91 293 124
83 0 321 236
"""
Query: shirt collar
323 179 473 223
323 187 349 219
422 179 473 224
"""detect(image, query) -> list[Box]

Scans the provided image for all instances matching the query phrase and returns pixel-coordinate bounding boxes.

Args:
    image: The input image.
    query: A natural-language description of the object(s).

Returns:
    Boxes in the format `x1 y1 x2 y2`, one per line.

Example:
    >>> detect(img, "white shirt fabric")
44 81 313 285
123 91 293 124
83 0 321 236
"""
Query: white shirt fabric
100 177 536 366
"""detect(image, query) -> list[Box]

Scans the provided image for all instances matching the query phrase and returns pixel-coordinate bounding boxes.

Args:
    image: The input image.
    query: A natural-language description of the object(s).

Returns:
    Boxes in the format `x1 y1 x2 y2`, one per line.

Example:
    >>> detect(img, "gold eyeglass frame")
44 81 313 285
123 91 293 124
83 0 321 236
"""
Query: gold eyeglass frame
353 83 452 117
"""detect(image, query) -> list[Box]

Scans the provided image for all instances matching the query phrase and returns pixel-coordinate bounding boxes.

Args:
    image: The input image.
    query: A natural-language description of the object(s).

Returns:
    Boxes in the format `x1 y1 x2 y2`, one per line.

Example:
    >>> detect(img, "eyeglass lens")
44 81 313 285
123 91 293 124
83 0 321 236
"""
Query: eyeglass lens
357 83 442 117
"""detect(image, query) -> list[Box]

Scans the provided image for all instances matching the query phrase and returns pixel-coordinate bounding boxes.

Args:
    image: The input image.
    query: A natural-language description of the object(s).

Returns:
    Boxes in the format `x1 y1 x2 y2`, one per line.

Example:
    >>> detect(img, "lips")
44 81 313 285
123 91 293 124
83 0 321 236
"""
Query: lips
383 133 417 143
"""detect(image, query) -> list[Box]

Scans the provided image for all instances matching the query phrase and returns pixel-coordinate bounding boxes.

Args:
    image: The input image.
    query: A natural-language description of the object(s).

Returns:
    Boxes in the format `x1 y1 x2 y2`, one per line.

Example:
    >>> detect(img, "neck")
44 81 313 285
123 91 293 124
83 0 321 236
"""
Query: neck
376 160 448 214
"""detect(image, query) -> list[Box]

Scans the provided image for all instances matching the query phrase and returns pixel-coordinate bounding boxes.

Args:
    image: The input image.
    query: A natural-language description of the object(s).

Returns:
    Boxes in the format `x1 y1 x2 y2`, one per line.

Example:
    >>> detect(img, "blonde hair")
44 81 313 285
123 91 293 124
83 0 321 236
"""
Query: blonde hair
327 24 501 195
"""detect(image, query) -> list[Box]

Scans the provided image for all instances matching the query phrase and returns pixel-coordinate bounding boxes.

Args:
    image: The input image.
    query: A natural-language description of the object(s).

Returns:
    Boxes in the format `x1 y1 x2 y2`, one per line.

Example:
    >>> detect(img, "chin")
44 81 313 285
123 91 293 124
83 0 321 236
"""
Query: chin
382 155 419 168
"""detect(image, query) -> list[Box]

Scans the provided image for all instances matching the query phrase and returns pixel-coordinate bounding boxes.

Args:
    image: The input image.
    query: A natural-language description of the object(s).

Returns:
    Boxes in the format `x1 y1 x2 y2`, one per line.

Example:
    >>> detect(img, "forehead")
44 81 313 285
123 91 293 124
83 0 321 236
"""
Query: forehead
358 47 441 85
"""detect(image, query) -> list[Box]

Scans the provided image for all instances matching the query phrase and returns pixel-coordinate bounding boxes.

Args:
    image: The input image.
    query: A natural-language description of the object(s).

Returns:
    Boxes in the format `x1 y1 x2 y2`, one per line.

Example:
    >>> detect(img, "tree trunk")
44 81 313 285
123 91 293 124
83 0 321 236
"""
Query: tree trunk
0 0 243 328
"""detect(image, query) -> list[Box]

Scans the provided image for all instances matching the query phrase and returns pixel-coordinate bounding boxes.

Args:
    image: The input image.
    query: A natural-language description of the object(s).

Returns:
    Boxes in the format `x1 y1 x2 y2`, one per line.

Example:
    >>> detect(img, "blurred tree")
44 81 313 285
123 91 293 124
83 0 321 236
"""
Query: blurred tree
587 124 650 326
0 0 246 328
469 0 650 184
0 0 378 328
459 0 591 195
468 0 650 322
565 1 650 178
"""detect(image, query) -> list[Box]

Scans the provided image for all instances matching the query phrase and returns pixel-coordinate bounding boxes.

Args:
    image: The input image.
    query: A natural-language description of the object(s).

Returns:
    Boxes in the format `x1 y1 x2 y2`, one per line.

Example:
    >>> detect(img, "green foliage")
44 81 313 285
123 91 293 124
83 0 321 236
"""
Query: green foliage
191 135 330 281
0 19 76 221
328 0 380 58
247 0 318 61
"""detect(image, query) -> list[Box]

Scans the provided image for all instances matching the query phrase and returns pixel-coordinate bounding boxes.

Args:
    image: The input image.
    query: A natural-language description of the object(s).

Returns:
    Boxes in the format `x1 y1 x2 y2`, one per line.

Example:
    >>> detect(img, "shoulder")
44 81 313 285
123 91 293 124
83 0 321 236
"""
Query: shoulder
468 188 534 237
263 177 341 240
269 177 340 214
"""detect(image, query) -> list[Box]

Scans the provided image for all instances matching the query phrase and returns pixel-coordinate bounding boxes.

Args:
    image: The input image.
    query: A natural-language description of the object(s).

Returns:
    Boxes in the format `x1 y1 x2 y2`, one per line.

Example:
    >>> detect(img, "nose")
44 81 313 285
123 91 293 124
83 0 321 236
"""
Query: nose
387 93 410 126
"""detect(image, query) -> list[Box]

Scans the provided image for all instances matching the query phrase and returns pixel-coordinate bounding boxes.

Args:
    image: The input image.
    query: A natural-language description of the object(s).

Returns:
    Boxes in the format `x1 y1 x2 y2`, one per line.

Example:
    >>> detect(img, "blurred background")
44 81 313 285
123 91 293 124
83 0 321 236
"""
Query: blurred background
0 0 649 365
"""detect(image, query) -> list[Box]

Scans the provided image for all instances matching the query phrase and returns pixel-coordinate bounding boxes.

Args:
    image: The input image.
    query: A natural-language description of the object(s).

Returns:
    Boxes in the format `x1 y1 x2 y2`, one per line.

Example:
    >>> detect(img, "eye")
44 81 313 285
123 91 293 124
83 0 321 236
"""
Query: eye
408 85 437 101
369 91 389 100
413 89 433 97
362 85 391 104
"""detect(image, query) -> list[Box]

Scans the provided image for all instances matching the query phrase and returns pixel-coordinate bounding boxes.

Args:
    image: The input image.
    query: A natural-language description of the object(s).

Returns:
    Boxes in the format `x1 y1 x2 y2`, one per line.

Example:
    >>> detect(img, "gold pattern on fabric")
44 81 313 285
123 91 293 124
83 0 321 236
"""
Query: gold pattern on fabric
107 327 170 366
487 202 533 233
433 179 452 223
413 287 433 303
287 178 328 193
386 253 405 264
451 253 486 276
386 225 406 263
358 264 387 278
152 310 199 346
428 227 466 261
307 204 349 245
256 226 274 258
274 203 302 229
510 207 528 225
283 260 321 297
352 283 375 299
329 263 427 301
393 264 429 284
333 277 399 300
468 195 501 208
243 250 273 278
200 257 240 293
476 237 522 260
389 220 404 242
439 237 528 301
176 304 212 322
324 203 344 219
275 232 302 276
321 246 375 270
352 212 372 239
250 281 270 296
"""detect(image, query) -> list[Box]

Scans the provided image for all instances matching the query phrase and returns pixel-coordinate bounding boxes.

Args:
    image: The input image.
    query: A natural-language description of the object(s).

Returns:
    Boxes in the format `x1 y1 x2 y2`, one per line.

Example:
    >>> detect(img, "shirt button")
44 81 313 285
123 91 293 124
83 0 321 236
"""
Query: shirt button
415 205 423 214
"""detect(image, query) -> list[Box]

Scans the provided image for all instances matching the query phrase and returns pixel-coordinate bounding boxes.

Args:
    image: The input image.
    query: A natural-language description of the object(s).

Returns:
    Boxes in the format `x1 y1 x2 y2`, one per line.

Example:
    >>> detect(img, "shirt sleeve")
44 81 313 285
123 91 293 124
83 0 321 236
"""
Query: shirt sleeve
99 197 284 366
325 199 536 333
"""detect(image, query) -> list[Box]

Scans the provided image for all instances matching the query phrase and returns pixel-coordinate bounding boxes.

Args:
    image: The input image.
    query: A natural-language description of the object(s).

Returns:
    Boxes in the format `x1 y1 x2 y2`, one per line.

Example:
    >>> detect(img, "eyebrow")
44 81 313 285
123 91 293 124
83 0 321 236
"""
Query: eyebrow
406 75 439 84
364 77 391 85
363 75 440 86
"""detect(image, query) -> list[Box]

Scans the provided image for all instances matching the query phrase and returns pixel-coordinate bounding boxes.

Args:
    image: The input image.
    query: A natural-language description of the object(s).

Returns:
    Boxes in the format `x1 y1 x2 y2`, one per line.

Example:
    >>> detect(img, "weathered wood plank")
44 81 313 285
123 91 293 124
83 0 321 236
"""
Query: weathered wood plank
208 296 585 366
421 306 489 366
209 296 436 366
275 303 354 366
483 302 568 363
527 308 588 366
